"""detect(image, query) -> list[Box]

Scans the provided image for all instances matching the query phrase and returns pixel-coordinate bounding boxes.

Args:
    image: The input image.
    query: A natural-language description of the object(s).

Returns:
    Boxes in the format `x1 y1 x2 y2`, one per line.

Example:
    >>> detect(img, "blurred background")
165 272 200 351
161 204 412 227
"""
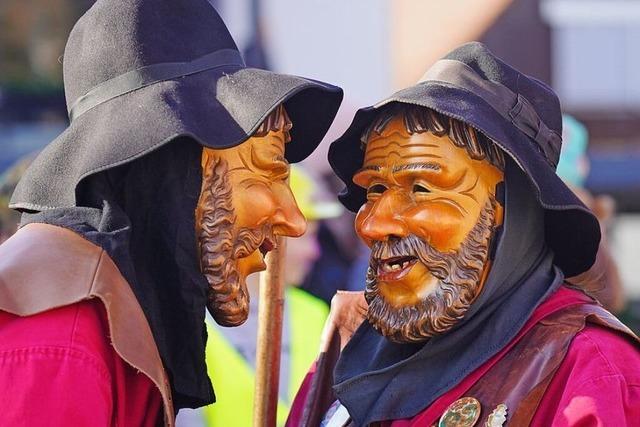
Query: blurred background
2 0 640 421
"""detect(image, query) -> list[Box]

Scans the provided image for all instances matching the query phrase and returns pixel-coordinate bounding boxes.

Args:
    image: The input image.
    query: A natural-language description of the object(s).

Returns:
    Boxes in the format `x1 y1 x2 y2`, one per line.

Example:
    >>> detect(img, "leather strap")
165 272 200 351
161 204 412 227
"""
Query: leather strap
0 223 175 426
299 329 342 427
466 303 640 426
288 295 639 427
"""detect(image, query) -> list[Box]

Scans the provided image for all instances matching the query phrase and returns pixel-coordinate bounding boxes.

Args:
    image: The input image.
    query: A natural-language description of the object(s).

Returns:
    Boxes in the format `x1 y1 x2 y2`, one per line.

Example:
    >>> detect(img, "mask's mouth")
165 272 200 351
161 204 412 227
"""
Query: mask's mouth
232 227 276 276
375 255 418 281
259 236 276 258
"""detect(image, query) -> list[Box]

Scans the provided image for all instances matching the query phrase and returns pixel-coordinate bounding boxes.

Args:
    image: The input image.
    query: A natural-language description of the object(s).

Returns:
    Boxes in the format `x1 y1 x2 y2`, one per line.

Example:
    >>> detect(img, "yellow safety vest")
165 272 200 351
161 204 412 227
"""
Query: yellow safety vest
203 287 328 427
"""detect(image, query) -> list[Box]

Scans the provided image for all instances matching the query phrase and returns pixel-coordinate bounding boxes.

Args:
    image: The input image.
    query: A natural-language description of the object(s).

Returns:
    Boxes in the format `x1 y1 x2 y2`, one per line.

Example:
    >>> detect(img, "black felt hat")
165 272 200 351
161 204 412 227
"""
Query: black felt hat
10 0 343 212
329 42 599 277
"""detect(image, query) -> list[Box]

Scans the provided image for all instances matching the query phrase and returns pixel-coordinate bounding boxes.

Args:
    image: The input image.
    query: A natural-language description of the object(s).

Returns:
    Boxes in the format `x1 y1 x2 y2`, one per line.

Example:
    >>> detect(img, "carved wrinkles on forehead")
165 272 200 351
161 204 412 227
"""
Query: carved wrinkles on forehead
360 105 505 171
227 138 289 182
250 141 288 168
364 140 441 164
224 103 292 175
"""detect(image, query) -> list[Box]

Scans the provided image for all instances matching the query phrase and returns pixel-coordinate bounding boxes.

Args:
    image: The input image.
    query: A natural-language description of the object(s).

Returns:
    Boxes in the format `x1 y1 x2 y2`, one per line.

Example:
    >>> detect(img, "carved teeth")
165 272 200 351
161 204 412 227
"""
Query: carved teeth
381 260 411 272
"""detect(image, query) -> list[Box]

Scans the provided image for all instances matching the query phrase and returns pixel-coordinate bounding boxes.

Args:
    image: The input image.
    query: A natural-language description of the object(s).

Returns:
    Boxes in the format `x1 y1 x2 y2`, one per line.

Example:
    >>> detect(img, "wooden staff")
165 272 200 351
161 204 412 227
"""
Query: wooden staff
253 236 287 427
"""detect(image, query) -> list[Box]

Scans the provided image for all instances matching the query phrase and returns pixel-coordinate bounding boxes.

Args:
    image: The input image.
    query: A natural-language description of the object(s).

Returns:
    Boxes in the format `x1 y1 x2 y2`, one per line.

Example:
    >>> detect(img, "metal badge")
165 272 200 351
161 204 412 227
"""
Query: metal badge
438 397 482 427
485 403 508 427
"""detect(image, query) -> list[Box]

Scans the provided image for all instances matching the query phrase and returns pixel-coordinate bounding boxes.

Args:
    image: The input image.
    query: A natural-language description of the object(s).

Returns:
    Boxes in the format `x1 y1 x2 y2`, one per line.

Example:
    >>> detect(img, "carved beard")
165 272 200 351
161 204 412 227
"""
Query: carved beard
197 157 274 327
365 196 498 343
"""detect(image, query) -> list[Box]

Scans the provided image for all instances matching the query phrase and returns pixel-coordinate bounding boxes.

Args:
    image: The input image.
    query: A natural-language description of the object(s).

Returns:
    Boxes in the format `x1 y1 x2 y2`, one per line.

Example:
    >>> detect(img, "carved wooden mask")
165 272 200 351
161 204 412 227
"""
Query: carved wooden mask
196 104 306 326
353 106 505 342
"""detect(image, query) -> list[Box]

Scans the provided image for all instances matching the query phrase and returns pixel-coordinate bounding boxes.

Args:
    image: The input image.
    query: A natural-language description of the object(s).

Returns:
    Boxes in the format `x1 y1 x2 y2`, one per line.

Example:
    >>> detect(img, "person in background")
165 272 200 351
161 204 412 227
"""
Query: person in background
558 115 625 313
200 165 342 427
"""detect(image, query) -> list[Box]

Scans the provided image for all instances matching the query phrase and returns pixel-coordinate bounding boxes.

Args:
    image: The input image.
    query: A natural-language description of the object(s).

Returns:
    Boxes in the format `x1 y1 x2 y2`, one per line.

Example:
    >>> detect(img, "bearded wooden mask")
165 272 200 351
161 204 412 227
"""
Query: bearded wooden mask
353 106 505 342
196 104 306 327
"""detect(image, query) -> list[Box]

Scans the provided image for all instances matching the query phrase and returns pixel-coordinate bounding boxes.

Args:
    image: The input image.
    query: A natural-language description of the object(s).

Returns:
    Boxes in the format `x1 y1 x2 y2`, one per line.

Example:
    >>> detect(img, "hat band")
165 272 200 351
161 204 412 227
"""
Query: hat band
68 49 245 122
419 59 561 167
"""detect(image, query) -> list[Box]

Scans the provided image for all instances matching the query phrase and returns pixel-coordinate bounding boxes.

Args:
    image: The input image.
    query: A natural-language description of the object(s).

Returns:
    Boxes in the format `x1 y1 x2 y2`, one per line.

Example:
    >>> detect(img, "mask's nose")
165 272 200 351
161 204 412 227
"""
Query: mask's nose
271 188 307 238
357 190 409 242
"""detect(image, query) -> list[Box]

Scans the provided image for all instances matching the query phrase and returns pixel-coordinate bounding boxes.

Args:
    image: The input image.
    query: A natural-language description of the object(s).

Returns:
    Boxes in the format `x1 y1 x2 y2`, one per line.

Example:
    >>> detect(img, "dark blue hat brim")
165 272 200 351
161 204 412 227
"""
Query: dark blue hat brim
11 65 343 212
328 82 599 277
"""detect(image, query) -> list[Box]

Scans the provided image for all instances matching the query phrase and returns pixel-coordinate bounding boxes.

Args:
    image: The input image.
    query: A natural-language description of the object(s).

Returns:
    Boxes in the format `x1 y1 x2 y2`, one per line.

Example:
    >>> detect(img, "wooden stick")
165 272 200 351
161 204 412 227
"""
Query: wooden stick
253 236 287 427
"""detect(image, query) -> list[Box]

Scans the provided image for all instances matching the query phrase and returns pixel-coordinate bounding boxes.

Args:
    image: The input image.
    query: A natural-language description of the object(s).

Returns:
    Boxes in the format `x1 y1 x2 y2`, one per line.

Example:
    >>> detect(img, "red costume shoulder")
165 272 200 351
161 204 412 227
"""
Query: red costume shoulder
0 224 173 426
287 287 640 426
533 323 640 426
0 300 162 426
392 288 640 426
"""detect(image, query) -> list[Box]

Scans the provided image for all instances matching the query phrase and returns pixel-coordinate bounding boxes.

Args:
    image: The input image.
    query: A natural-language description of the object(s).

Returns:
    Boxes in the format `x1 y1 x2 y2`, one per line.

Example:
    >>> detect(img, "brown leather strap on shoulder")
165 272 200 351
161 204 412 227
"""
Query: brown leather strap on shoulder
91 242 175 425
466 302 639 426
0 223 102 314
299 329 342 427
0 223 175 426
579 303 639 341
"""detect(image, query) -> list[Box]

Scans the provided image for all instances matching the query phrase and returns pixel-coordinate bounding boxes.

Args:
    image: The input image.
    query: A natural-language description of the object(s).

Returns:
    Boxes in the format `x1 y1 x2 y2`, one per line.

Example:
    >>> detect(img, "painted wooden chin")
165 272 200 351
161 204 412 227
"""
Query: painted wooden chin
364 196 499 343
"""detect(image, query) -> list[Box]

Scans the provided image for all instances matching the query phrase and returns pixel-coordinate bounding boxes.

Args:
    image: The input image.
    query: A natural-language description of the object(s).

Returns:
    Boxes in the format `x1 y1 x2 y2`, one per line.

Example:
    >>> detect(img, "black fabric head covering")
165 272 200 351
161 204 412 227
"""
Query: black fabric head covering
21 140 210 409
333 158 564 425
329 42 598 277
10 0 342 211
10 0 342 411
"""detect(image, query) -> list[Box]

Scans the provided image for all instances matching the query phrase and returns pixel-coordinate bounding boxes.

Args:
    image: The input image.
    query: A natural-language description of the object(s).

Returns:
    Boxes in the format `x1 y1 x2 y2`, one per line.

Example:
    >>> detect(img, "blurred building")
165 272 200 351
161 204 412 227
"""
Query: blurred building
484 0 640 209
481 0 640 305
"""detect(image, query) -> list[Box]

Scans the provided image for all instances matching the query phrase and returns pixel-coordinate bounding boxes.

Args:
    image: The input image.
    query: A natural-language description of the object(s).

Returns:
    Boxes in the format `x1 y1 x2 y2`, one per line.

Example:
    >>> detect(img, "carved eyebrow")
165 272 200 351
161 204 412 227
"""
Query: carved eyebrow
269 156 290 179
273 154 288 164
229 155 289 178
355 165 382 174
392 162 441 173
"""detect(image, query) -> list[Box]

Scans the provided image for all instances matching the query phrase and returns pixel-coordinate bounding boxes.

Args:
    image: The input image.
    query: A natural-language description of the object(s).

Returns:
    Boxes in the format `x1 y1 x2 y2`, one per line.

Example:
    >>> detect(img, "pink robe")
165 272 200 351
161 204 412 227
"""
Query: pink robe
0 299 162 426
288 288 640 426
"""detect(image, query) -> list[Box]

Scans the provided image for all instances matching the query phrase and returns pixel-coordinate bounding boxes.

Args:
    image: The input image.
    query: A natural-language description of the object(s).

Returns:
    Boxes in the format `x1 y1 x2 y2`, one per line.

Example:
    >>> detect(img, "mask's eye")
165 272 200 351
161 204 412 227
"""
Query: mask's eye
367 184 388 197
413 184 431 194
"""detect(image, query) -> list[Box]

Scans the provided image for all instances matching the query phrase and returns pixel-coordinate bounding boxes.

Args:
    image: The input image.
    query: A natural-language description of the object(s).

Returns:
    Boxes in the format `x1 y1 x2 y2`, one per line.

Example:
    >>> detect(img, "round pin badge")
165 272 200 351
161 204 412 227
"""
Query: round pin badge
438 397 482 427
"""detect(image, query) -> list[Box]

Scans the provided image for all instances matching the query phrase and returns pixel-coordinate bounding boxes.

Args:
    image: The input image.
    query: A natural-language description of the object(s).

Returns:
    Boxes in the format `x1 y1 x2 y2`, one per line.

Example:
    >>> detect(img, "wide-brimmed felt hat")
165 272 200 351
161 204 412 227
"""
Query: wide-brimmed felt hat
329 42 599 277
10 0 342 212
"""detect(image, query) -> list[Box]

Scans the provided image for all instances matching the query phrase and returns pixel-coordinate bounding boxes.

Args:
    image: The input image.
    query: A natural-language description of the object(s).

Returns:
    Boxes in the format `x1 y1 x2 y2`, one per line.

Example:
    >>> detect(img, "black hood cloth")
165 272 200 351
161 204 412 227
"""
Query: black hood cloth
332 158 565 426
21 139 213 411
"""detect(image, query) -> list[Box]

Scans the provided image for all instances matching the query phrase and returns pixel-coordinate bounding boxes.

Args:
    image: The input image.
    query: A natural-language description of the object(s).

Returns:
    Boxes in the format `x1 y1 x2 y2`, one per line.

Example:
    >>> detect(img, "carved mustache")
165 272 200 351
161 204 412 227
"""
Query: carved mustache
371 238 413 261
369 235 452 281
233 224 275 259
